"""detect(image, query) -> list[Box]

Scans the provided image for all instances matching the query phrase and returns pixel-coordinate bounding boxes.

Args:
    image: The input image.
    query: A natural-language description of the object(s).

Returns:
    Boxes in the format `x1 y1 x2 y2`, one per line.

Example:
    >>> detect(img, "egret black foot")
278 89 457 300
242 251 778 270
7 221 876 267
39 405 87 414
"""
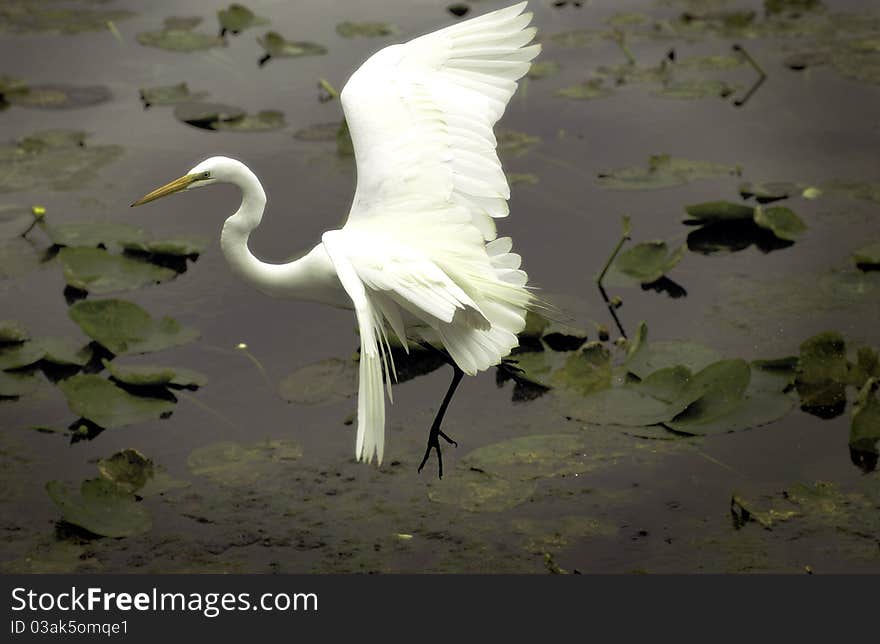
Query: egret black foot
418 426 458 479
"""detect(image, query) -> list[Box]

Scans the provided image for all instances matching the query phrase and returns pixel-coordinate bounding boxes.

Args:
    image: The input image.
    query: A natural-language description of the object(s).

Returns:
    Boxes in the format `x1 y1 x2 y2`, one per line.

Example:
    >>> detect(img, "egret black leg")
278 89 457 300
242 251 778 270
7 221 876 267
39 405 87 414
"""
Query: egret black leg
418 364 464 479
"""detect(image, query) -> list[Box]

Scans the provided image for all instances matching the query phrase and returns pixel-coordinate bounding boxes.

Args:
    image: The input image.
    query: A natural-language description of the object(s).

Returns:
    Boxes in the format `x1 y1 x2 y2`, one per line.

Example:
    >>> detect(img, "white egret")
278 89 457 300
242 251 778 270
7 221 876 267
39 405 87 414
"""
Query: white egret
132 2 540 476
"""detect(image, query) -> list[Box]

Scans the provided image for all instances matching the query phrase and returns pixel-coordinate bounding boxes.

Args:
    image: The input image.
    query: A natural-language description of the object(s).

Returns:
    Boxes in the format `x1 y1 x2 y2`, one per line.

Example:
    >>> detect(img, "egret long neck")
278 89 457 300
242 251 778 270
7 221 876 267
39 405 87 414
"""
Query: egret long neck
219 165 343 305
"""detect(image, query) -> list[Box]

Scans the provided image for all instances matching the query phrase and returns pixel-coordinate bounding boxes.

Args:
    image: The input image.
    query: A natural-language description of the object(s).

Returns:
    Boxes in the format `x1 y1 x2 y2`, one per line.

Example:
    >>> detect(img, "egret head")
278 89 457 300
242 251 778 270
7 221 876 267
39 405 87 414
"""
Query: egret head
131 156 243 207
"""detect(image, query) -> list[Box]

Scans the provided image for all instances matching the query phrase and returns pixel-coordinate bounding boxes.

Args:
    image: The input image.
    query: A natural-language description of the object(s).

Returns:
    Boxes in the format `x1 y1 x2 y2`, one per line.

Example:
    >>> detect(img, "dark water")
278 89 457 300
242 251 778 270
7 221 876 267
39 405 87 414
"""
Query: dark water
1 0 879 573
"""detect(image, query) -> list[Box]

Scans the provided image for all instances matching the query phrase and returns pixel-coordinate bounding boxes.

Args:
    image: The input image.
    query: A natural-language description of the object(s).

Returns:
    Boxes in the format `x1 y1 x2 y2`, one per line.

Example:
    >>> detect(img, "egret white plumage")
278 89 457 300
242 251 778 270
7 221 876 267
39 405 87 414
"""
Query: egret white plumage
132 2 540 476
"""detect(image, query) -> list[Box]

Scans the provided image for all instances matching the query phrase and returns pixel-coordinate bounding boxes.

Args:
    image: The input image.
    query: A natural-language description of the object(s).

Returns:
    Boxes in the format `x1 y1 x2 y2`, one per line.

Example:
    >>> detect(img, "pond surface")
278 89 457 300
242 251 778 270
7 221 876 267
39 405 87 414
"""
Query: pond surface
1 0 879 573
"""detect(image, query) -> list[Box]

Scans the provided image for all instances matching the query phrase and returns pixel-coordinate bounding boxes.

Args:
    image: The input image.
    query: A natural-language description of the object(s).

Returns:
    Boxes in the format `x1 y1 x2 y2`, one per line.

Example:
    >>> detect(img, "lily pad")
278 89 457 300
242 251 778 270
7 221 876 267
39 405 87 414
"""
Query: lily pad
556 79 611 100
336 22 397 38
59 247 177 294
754 206 807 241
0 319 28 343
279 358 357 404
139 83 208 107
626 326 722 379
97 449 154 493
851 378 880 459
427 467 536 512
69 299 199 356
497 129 540 159
212 110 286 132
137 20 224 52
0 337 91 370
0 4 133 35
684 200 755 224
122 236 209 257
0 130 123 193
853 242 880 270
46 478 151 538
41 220 148 249
103 359 208 388
58 375 176 429
187 439 303 486
6 85 111 110
257 32 327 62
739 182 797 203
173 102 245 129
598 155 740 190
218 4 268 35
0 371 40 397
527 61 561 79
0 341 48 370
655 79 736 99
615 241 684 284
550 343 613 396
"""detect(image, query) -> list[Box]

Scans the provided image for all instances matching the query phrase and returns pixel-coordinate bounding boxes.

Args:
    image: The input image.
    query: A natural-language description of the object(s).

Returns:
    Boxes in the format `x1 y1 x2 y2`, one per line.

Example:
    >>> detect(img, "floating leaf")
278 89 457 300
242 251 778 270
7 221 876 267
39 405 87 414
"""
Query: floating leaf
279 358 357 404
139 83 208 107
6 85 111 110
556 79 611 100
850 378 880 462
97 449 154 493
754 206 807 241
654 79 736 99
40 220 148 248
0 319 28 343
0 130 123 193
497 129 540 159
598 155 740 190
527 61 560 79
795 331 848 415
69 299 199 356
684 201 755 224
626 336 722 380
336 22 397 38
212 110 286 132
853 242 880 269
58 375 176 429
59 247 177 294
39 337 92 367
550 343 612 396
218 4 268 35
103 359 207 388
0 341 47 370
739 181 796 203
46 479 151 538
173 102 245 129
257 32 327 61
615 241 684 284
122 236 209 257
0 4 133 35
0 371 40 397
137 21 224 52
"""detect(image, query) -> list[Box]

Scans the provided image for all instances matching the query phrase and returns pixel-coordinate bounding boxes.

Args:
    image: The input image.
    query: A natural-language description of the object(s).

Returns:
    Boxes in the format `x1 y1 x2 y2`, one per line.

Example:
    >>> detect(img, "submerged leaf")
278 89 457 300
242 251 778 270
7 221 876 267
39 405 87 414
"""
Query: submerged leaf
427 467 536 512
97 449 154 493
463 434 598 480
279 358 357 404
187 439 303 486
46 479 151 538
58 375 176 429
69 299 199 355
336 22 397 38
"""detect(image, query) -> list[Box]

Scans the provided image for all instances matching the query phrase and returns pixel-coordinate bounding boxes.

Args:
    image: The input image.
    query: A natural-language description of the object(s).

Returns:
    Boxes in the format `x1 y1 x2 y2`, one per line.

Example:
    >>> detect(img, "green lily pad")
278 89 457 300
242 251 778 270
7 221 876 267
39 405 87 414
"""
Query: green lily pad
0 340 47 370
122 235 209 257
637 365 692 403
58 375 176 429
187 439 303 485
0 319 28 343
279 358 357 404
497 129 540 160
550 343 613 396
103 358 208 388
59 247 177 294
0 130 123 193
427 467 536 512
669 381 793 435
669 359 751 426
40 220 148 248
0 371 40 397
849 347 880 388
6 84 111 110
139 83 208 107
69 299 199 356
558 385 678 427
218 4 268 35
173 102 245 129
556 79 611 100
212 110 286 132
754 206 807 241
0 337 91 370
462 434 597 480
684 200 755 224
795 331 848 413
527 61 561 79
654 79 736 99
853 242 880 269
257 32 327 60
137 20 224 52
850 378 880 457
46 478 151 538
336 22 397 38
97 449 154 493
598 155 740 190
625 325 722 379
615 241 684 284
0 4 133 35
739 182 797 203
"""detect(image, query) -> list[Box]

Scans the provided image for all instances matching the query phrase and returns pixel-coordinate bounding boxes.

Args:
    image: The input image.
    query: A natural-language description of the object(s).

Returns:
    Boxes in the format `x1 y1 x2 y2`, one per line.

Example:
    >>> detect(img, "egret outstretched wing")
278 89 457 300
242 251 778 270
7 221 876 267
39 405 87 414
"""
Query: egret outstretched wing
340 1 539 240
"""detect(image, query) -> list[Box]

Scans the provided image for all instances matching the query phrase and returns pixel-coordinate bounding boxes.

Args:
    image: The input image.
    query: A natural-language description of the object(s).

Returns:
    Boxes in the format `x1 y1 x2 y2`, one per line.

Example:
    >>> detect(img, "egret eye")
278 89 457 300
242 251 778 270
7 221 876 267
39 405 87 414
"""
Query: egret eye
202 172 211 179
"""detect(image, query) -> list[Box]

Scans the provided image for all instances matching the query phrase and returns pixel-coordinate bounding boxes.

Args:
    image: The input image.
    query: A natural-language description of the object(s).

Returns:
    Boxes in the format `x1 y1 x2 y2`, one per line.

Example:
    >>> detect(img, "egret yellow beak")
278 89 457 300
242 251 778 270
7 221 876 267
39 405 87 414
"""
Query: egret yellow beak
131 174 199 207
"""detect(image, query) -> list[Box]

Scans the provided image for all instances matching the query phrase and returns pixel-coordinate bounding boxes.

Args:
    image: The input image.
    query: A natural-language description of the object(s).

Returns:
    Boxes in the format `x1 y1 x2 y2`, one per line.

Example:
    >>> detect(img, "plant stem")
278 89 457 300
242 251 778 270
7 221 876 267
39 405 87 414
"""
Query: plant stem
596 215 631 286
